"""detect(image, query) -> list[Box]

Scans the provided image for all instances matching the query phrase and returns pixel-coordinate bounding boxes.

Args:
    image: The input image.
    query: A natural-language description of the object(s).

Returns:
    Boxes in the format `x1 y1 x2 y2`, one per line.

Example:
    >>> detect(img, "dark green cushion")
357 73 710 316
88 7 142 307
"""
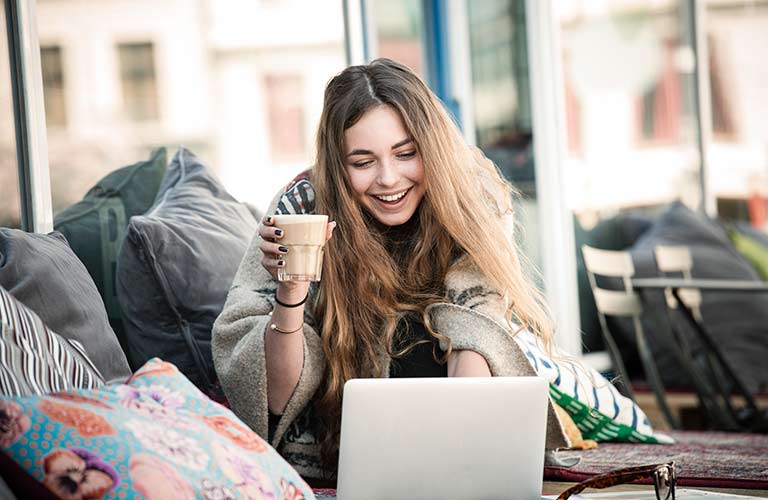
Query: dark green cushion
53 148 167 350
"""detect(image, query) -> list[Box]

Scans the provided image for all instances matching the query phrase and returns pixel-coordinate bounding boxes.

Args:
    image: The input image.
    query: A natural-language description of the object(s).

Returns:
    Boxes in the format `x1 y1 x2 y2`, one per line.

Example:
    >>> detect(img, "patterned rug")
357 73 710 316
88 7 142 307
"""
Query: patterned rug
544 431 768 489
310 431 767 498
313 489 336 499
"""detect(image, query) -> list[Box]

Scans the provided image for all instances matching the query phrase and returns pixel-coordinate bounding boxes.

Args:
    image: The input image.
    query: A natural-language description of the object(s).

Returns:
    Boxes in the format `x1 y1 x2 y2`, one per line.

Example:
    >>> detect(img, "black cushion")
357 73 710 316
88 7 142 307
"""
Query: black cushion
625 202 768 392
0 229 131 383
116 147 258 390
54 148 167 350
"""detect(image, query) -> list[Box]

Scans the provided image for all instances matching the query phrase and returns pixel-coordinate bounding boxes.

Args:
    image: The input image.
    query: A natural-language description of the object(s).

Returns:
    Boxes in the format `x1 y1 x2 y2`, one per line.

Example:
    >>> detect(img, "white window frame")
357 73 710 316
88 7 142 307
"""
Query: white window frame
525 0 581 357
9 0 51 233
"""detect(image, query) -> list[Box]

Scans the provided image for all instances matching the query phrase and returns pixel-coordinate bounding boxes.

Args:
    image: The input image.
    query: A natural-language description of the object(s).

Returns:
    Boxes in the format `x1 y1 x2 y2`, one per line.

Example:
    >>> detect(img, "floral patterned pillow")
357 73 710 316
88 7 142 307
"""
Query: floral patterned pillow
0 358 315 500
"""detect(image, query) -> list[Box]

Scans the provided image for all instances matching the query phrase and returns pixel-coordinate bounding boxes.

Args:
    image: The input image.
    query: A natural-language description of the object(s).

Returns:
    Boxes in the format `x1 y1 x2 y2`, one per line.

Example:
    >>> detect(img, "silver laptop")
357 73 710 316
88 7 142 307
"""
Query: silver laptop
336 377 549 500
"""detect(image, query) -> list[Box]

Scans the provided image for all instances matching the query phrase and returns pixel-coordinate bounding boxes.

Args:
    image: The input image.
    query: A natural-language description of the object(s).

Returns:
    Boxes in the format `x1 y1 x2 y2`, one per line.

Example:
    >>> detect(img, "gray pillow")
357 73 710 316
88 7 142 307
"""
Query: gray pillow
0 229 131 384
626 202 768 392
116 147 258 390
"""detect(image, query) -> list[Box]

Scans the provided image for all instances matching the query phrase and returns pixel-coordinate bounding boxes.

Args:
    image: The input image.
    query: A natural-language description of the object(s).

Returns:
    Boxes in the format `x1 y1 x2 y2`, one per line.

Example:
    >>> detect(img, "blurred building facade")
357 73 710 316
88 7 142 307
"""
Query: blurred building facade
34 0 346 212
3 0 768 356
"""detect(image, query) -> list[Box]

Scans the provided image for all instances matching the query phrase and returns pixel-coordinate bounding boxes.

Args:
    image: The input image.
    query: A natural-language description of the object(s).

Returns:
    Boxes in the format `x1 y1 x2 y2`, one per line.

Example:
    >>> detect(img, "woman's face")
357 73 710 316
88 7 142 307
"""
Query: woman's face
344 105 425 226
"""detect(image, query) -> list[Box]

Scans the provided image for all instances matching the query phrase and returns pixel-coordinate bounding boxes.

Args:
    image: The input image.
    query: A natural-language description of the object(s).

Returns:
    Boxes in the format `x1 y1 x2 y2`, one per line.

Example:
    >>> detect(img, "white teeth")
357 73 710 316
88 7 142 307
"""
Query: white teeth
375 190 407 202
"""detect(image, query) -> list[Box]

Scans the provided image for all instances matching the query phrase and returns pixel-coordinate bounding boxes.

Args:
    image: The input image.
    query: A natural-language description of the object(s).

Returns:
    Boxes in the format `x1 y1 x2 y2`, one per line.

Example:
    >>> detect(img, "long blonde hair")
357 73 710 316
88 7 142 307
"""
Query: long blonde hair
312 58 553 471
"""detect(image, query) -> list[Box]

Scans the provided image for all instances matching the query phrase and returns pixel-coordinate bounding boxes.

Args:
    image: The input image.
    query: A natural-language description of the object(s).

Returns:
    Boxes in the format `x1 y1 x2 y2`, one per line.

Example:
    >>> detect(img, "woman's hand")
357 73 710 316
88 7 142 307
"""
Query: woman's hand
258 215 337 292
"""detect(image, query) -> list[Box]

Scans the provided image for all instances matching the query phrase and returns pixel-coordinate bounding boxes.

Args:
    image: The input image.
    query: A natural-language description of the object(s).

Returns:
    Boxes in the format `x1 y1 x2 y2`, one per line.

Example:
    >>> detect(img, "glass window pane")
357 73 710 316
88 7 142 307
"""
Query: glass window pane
37 0 347 215
0 6 22 229
554 0 701 350
372 0 427 77
467 0 542 272
705 0 768 228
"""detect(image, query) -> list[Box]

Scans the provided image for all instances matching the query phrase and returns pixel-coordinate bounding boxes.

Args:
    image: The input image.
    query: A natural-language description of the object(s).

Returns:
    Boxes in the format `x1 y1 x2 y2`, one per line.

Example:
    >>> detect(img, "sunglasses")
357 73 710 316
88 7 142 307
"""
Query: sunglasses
557 462 676 500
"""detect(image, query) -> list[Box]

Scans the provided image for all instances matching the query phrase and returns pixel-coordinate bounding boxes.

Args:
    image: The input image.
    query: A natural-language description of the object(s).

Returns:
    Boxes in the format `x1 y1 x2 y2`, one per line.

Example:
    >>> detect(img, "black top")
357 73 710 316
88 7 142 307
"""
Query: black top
389 316 447 378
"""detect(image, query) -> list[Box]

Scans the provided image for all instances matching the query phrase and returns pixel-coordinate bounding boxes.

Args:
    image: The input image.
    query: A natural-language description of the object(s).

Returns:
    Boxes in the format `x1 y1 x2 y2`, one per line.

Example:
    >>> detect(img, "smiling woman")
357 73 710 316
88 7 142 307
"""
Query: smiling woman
212 58 567 484
344 106 425 227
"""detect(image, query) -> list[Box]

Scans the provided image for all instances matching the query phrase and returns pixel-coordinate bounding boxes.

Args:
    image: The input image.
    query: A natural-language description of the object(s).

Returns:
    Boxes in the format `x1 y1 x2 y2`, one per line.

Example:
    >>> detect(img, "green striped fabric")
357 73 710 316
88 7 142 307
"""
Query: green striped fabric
549 383 672 444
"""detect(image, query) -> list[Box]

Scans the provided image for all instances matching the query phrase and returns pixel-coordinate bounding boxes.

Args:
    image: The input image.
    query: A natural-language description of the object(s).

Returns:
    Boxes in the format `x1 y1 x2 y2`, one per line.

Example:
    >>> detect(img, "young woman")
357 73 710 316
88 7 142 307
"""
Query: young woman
212 58 569 482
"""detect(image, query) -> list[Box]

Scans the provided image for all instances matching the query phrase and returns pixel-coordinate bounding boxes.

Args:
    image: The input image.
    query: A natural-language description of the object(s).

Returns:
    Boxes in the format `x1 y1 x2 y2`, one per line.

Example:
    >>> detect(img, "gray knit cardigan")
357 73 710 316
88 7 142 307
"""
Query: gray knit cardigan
211 179 569 479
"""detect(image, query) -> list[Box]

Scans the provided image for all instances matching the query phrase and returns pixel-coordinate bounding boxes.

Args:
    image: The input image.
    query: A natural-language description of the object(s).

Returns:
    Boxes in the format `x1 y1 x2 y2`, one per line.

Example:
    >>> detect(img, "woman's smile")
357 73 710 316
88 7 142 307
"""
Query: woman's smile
371 187 411 206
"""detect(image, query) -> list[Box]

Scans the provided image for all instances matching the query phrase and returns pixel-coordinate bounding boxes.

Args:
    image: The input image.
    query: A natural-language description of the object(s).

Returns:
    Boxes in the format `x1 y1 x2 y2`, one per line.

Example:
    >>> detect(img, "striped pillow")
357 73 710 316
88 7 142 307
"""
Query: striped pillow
0 287 105 396
514 328 674 444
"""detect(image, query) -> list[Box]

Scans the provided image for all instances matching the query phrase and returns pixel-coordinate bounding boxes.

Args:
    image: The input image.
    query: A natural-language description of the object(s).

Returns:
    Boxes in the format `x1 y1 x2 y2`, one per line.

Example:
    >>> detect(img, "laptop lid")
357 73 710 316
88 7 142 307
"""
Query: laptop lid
336 377 549 500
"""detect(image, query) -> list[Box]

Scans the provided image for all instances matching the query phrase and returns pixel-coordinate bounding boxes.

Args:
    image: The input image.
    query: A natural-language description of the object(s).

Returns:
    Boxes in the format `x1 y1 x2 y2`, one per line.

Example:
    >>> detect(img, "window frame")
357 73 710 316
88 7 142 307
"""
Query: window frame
5 0 51 233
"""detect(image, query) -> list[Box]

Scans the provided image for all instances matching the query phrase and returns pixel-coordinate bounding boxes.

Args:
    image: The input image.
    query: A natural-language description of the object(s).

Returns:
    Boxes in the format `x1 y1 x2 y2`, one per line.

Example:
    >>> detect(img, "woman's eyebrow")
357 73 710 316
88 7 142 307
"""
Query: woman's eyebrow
346 138 413 158
391 138 413 149
347 148 372 157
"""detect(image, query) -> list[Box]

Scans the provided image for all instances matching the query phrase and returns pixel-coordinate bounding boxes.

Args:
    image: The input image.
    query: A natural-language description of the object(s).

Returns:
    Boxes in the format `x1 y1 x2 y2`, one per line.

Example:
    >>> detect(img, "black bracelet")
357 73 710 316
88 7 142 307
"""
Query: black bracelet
275 293 308 308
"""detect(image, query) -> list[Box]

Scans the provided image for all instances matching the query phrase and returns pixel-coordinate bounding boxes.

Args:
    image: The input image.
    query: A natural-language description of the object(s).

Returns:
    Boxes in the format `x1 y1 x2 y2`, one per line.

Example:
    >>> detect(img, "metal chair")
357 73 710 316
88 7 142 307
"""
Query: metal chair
581 244 680 429
654 245 767 432
654 245 703 322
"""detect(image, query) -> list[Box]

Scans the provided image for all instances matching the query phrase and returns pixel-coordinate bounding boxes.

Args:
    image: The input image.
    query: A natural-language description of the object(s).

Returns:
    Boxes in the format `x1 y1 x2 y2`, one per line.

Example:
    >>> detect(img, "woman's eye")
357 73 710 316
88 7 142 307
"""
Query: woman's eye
351 160 373 168
396 150 417 160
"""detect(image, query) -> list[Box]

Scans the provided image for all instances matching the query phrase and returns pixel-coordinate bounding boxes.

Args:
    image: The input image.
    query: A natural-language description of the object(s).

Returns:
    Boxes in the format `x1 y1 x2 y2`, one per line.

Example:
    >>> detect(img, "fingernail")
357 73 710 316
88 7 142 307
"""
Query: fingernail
275 229 283 236
277 260 285 266
331 221 337 229
265 216 272 223
279 246 289 253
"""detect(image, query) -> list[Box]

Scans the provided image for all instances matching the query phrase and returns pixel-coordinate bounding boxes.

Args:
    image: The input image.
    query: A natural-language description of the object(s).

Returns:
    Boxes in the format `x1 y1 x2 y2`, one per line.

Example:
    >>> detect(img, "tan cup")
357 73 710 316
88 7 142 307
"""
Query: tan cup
272 214 328 282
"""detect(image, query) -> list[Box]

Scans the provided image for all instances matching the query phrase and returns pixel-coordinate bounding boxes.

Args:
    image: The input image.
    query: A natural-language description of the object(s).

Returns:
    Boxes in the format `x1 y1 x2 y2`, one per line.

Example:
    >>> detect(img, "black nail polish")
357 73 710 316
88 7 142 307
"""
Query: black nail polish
279 246 289 253
277 260 285 266
275 229 283 236
265 216 272 223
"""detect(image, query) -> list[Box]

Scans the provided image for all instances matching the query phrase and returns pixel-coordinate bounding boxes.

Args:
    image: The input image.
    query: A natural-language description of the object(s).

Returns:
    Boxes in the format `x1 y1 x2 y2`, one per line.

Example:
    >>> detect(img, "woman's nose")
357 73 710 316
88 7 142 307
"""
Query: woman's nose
376 160 399 187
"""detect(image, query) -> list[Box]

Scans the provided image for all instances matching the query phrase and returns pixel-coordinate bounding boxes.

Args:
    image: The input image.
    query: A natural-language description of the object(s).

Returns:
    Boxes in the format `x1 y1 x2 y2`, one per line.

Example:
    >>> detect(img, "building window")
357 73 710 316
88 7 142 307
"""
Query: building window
40 45 66 128
707 36 736 139
118 42 159 122
563 74 581 156
264 74 305 162
636 39 682 144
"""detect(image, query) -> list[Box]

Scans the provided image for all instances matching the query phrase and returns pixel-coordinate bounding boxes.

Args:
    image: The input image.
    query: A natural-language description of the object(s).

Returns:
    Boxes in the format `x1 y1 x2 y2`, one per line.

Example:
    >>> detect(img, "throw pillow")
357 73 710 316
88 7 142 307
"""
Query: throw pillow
0 229 131 384
116 148 258 391
515 330 674 444
627 202 768 392
54 148 167 351
0 286 104 396
0 358 315 500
